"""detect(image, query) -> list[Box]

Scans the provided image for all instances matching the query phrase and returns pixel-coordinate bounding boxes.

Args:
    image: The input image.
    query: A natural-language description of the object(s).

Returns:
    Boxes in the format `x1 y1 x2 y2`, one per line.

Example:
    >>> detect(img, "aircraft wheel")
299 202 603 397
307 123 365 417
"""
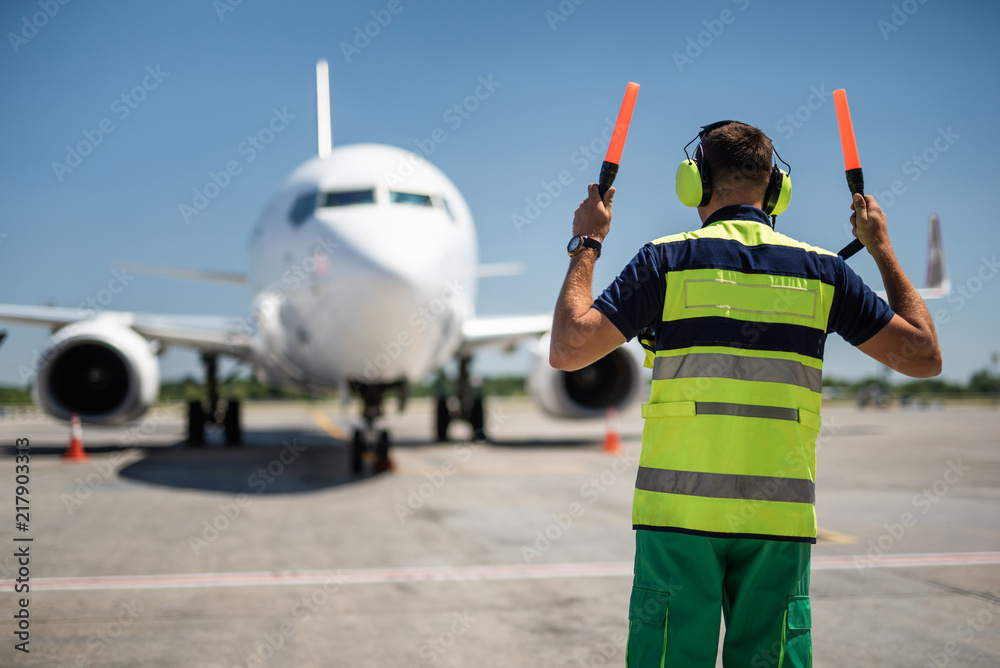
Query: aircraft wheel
350 429 365 475
224 400 242 446
470 396 486 442
375 430 390 459
374 430 392 473
435 396 450 442
187 401 205 446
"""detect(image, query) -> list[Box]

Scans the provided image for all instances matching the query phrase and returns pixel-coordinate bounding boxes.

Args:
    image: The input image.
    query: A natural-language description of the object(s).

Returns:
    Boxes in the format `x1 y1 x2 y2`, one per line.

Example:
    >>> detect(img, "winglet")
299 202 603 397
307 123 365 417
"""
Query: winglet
923 214 950 297
316 59 332 159
874 214 950 301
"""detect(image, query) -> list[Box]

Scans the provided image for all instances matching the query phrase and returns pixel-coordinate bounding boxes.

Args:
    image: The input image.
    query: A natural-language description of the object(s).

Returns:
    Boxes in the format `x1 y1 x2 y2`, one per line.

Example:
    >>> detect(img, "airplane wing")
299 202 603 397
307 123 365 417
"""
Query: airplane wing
458 314 552 356
0 305 255 358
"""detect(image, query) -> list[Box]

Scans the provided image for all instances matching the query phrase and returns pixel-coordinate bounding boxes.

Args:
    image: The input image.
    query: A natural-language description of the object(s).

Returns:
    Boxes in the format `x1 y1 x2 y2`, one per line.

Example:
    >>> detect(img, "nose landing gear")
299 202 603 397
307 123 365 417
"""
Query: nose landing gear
348 381 405 474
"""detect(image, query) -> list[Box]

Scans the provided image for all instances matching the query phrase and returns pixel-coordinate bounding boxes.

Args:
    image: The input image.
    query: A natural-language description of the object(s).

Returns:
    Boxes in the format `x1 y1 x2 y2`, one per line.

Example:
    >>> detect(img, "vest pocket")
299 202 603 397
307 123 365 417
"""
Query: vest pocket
782 595 812 667
626 587 670 667
797 409 822 433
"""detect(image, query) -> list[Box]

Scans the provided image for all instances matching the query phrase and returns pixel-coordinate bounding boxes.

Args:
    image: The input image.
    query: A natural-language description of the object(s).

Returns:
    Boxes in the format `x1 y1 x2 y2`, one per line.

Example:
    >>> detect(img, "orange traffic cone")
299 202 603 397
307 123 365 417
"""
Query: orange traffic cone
602 407 623 455
62 413 90 461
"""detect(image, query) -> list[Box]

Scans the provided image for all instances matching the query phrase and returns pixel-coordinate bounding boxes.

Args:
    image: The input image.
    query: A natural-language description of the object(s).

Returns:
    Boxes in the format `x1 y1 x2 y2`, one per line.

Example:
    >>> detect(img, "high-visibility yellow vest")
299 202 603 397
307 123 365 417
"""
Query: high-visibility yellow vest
634 219 839 543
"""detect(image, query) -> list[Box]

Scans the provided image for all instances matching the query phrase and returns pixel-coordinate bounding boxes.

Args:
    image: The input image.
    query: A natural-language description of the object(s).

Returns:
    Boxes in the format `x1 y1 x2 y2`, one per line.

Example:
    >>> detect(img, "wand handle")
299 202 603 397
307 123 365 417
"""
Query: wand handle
839 168 865 259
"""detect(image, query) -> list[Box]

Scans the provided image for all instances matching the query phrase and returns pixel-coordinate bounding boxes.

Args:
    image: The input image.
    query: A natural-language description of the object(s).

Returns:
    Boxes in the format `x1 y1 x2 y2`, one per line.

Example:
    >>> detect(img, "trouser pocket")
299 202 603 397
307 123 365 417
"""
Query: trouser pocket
626 586 670 667
781 595 811 668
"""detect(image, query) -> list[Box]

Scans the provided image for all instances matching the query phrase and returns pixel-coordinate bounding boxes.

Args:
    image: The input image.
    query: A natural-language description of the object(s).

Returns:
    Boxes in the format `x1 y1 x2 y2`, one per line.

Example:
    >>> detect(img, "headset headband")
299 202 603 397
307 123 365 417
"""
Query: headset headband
675 120 793 220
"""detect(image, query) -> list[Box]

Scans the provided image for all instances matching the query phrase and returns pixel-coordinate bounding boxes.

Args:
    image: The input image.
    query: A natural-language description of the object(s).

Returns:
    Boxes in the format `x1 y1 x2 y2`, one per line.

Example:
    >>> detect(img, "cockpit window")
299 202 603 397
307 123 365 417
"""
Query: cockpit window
389 191 433 207
322 190 376 207
288 190 317 226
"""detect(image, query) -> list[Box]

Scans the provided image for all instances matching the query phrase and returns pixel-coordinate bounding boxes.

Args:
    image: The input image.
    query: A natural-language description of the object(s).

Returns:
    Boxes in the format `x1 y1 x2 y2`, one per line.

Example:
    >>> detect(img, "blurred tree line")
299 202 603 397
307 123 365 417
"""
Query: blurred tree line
1 368 997 404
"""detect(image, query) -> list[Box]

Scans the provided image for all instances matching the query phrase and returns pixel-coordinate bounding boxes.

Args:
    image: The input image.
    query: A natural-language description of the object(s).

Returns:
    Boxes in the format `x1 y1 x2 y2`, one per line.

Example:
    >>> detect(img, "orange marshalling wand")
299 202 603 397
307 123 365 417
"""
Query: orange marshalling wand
598 82 640 197
833 89 865 260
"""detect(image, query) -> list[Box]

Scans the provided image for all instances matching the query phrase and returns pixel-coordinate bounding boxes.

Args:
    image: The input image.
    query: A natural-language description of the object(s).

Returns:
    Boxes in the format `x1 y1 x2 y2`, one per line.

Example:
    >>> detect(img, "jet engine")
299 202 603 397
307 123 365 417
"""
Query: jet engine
34 319 159 424
528 333 644 418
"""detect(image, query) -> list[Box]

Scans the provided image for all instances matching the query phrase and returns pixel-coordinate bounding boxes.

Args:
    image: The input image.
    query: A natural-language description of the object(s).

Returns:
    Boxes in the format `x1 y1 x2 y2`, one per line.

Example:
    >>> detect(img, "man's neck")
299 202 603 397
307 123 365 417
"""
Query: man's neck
697 198 763 224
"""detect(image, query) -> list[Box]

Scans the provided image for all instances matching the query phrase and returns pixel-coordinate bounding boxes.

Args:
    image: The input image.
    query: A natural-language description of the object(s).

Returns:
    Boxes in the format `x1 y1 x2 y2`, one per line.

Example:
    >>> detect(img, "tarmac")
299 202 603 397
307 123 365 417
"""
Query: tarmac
0 398 998 667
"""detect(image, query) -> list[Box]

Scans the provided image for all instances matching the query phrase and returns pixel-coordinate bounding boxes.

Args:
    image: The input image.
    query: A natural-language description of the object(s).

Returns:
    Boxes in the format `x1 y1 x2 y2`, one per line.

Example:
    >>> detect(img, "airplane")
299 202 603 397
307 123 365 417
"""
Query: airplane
0 61 644 472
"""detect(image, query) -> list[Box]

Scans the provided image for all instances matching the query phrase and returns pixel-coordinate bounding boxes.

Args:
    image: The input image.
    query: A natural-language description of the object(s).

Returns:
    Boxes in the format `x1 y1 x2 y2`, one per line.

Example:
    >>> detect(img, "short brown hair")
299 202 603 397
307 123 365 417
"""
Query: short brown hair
700 122 773 202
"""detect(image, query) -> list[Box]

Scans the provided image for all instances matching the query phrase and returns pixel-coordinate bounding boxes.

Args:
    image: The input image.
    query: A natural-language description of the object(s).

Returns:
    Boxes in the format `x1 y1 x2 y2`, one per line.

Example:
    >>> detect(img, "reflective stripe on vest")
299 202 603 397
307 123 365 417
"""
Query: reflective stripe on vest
634 220 838 542
635 467 816 504
652 353 823 393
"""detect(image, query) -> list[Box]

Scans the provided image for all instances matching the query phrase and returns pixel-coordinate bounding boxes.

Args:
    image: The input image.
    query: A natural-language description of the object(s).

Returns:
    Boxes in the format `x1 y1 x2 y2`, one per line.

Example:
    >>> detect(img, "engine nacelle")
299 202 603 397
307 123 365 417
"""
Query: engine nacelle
34 319 159 424
529 332 644 418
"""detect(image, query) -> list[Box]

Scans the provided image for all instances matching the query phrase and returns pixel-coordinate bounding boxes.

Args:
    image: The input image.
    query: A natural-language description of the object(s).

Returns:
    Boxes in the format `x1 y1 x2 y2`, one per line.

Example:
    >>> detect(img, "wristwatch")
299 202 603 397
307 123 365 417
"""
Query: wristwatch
567 235 602 258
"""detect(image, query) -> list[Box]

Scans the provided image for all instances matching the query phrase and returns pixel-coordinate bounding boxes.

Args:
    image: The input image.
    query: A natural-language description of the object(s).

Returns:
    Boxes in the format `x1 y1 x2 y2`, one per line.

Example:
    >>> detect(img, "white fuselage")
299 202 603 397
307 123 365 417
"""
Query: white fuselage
246 144 478 388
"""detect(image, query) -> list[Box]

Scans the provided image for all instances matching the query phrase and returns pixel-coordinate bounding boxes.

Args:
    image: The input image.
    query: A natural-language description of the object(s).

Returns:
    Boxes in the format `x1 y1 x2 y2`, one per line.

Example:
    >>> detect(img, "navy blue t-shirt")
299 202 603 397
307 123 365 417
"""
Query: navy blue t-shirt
593 206 894 353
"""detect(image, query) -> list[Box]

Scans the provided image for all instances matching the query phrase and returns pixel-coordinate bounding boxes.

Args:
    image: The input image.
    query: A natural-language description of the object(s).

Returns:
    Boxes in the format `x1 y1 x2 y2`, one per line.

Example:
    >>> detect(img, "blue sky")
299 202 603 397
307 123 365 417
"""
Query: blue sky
1 0 998 386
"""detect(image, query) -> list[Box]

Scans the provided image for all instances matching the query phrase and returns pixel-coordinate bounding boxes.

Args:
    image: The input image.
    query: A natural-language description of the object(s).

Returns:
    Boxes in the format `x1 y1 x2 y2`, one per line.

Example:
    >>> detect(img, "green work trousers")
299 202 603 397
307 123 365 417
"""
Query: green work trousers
626 530 812 667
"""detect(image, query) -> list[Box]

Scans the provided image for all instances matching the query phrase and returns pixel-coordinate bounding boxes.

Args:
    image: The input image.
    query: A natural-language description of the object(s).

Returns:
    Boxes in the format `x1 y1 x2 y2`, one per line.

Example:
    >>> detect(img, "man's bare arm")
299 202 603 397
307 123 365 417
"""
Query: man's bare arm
549 184 626 371
852 194 942 378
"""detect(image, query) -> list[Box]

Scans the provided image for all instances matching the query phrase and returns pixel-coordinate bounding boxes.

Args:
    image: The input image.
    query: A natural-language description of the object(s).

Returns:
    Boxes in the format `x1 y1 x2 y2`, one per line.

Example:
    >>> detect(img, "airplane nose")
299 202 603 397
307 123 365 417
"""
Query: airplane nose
281 216 469 384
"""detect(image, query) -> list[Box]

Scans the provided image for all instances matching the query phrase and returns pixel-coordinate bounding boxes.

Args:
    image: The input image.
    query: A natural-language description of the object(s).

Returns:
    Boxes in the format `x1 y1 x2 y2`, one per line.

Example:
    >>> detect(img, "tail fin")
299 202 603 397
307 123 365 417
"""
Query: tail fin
316 59 332 159
918 214 950 299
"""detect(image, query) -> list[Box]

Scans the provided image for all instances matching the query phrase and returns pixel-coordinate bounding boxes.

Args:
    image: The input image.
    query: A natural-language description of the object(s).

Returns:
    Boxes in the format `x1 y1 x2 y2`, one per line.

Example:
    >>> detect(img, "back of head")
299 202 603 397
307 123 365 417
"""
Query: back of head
701 122 773 204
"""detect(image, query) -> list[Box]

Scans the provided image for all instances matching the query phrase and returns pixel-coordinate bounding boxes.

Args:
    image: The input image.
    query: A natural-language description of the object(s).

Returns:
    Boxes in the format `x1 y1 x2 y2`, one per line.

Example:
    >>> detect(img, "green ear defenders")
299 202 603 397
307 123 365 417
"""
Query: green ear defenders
675 120 792 217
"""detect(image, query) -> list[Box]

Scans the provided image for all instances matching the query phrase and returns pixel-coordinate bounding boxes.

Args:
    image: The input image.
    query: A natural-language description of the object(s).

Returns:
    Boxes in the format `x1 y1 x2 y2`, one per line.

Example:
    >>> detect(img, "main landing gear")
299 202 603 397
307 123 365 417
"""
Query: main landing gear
187 353 242 446
435 356 486 443
348 381 407 475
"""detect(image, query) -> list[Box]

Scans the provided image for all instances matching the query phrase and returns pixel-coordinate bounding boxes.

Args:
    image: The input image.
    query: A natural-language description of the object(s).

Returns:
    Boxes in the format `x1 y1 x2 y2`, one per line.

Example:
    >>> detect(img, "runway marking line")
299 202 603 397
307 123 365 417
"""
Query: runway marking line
8 552 1000 592
310 412 344 439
